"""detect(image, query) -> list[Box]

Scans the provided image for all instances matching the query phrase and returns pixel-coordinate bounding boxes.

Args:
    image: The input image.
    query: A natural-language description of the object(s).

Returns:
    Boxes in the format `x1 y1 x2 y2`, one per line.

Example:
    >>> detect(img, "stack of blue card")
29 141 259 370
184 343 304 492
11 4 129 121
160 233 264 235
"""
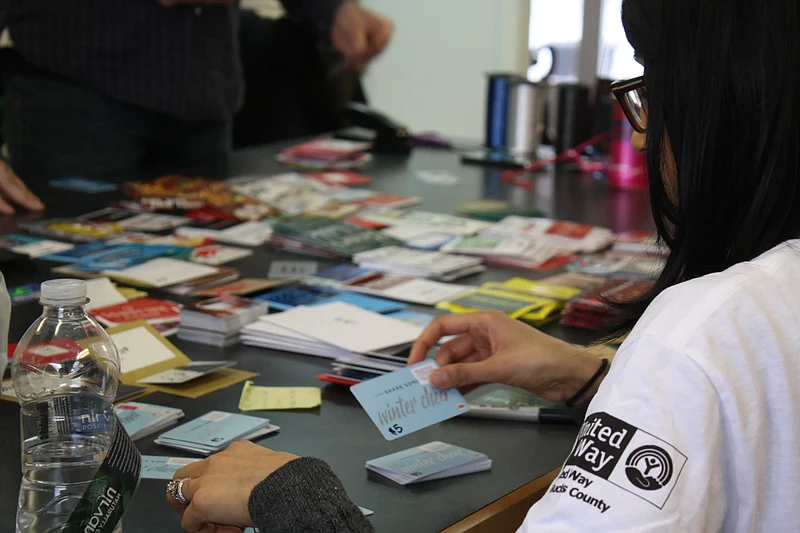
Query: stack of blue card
115 402 184 441
366 442 491 485
154 411 279 455
253 284 406 313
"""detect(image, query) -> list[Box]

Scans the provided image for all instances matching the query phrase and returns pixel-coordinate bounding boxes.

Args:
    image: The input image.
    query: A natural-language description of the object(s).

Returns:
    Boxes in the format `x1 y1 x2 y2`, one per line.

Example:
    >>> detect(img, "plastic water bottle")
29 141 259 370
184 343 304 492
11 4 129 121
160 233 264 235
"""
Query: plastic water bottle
12 279 140 533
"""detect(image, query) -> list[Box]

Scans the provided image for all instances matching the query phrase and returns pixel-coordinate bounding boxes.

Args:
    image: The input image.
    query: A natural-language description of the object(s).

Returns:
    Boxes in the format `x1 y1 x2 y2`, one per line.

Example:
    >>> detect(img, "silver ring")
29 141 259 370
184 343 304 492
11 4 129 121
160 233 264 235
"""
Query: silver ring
175 477 191 505
167 477 192 505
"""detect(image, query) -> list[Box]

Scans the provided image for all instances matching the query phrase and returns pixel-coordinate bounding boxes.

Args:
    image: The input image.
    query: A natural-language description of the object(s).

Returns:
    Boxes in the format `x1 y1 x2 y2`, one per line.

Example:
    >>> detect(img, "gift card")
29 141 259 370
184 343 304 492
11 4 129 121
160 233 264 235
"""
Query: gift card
0 234 74 258
140 456 201 480
351 361 470 440
157 411 272 448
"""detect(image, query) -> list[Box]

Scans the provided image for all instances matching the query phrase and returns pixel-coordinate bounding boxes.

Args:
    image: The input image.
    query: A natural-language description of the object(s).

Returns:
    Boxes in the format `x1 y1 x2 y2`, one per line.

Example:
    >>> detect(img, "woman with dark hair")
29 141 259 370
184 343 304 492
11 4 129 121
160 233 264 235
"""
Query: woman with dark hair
165 0 800 531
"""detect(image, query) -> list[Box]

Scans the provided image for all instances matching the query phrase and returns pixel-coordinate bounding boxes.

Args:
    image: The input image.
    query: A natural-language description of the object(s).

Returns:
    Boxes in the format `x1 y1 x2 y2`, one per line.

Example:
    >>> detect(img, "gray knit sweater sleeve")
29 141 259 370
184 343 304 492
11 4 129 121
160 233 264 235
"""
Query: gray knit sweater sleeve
248 457 375 533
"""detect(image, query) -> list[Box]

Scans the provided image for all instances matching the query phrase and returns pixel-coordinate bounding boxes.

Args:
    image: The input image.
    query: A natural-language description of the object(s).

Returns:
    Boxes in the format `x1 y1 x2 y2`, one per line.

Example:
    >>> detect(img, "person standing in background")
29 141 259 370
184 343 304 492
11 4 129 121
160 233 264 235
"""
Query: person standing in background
0 0 392 213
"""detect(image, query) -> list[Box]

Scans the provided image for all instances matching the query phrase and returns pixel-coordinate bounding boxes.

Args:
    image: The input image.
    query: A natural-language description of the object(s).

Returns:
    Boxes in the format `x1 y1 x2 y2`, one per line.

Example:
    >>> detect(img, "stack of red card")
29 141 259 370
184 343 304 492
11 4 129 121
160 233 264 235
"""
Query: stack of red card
560 279 654 330
278 139 373 170
90 298 182 336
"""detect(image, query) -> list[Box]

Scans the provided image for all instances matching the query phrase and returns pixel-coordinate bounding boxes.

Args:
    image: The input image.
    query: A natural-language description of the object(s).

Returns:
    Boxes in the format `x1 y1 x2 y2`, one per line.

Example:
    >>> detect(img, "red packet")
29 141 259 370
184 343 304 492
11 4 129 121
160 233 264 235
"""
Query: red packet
545 221 594 239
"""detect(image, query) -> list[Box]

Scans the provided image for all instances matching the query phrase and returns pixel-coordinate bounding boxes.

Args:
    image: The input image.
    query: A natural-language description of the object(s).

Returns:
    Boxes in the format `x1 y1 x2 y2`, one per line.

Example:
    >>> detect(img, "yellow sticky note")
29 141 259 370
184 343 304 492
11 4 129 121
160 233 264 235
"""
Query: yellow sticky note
238 381 322 411
116 287 148 300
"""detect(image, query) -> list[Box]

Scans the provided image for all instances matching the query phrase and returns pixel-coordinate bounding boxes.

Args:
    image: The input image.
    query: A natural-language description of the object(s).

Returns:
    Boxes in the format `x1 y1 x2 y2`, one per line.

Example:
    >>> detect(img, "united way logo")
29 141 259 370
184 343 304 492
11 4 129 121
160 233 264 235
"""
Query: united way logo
624 445 674 491
567 412 688 509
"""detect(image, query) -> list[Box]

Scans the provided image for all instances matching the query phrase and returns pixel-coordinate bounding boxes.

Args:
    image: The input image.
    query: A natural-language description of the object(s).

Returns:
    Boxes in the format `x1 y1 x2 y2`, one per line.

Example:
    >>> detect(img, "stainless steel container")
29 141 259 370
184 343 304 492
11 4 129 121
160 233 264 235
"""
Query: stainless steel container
506 79 546 156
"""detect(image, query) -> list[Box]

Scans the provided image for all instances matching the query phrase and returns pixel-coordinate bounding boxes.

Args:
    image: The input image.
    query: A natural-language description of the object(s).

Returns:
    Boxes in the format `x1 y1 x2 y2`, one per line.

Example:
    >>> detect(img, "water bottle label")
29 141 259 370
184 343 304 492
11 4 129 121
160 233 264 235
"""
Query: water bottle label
63 414 142 533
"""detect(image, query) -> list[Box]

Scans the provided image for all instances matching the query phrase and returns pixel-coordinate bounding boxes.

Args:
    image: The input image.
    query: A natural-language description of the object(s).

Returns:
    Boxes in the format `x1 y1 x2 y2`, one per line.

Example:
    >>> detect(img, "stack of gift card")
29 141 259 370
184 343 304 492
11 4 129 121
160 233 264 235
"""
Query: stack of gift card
241 301 421 360
435 277 582 326
230 173 342 216
77 207 190 232
178 296 269 347
366 442 492 485
176 220 273 247
306 265 473 307
91 298 182 337
253 284 406 313
276 139 373 169
155 411 279 455
566 252 665 280
612 230 667 256
271 216 403 259
115 402 185 441
352 246 485 282
482 216 615 254
348 209 491 236
440 235 565 270
561 279 654 330
439 216 616 271
0 234 75 258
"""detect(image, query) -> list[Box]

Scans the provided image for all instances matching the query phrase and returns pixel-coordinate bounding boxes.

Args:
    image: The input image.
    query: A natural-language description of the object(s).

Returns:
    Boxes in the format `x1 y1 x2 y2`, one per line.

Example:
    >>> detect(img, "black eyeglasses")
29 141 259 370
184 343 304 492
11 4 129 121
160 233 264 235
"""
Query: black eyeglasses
611 76 647 133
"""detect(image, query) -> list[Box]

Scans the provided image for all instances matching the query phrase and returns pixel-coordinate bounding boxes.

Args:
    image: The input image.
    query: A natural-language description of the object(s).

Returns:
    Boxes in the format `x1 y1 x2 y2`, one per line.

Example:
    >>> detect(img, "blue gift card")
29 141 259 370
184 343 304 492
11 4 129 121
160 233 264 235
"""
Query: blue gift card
140 455 200 480
40 241 115 263
351 361 470 441
73 244 187 271
254 285 340 311
256 285 405 314
311 264 377 284
387 310 436 328
367 441 489 480
50 177 118 193
0 234 40 248
157 411 271 448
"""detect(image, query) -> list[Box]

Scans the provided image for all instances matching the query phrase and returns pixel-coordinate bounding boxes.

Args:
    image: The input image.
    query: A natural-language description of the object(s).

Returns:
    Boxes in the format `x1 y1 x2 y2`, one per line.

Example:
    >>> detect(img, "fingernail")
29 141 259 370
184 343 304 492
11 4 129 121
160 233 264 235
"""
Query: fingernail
430 370 450 389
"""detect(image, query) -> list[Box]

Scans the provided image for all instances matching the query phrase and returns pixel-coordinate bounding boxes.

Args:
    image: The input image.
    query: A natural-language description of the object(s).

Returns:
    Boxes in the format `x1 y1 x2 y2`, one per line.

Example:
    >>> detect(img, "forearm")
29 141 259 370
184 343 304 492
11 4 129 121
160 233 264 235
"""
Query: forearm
249 457 374 533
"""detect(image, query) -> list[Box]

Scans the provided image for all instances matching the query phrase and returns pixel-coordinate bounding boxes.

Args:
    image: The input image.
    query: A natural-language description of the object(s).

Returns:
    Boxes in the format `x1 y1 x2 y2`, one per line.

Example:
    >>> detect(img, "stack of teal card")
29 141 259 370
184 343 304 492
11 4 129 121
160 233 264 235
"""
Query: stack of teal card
115 402 184 441
366 442 491 485
154 411 279 455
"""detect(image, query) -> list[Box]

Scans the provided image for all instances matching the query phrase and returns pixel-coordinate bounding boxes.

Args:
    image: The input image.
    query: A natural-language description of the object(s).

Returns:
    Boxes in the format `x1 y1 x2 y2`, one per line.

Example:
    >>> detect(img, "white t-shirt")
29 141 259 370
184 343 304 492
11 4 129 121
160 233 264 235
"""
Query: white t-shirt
520 240 800 532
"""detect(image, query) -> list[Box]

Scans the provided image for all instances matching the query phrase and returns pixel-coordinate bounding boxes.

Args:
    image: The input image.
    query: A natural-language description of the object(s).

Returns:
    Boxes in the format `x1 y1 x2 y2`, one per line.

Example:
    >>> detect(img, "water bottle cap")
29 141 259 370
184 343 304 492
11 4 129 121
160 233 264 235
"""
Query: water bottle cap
40 279 88 307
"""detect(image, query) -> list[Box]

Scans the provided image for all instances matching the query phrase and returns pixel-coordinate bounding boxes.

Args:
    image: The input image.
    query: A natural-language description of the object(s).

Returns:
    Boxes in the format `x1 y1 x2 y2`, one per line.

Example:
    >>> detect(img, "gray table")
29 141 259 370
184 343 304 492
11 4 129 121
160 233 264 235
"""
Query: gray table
0 142 651 532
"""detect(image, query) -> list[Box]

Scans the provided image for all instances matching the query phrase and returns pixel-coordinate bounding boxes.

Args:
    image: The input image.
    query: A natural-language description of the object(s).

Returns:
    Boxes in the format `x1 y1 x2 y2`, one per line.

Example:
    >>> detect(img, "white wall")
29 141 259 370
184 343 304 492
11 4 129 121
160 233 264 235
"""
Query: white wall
360 0 530 141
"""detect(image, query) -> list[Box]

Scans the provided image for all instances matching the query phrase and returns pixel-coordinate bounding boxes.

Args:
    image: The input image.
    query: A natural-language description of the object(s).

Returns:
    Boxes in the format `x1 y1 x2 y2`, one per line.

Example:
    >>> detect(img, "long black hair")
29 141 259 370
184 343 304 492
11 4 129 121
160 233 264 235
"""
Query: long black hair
611 0 800 331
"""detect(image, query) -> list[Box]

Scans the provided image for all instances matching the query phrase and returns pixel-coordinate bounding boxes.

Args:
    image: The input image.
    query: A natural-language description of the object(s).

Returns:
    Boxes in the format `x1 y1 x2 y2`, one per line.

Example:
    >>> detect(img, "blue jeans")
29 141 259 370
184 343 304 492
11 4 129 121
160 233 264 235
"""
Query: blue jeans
2 73 231 183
